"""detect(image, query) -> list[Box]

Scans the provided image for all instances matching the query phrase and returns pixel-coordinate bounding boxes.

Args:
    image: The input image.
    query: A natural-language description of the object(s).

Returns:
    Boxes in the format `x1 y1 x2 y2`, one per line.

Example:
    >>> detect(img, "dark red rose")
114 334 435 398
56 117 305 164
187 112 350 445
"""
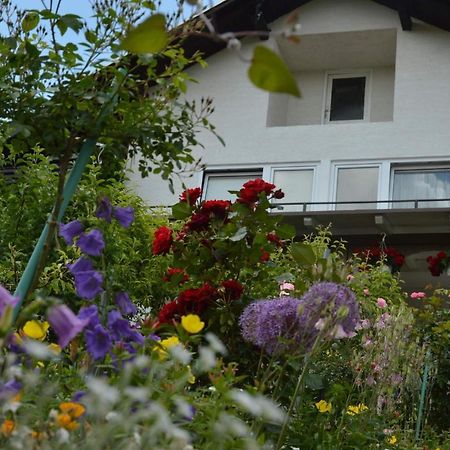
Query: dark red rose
152 226 173 255
437 251 447 259
259 249 270 262
163 268 189 284
177 283 218 314
273 189 285 199
186 212 210 232
158 301 182 324
201 200 231 218
221 279 244 301
179 187 202 206
267 232 282 247
237 178 276 205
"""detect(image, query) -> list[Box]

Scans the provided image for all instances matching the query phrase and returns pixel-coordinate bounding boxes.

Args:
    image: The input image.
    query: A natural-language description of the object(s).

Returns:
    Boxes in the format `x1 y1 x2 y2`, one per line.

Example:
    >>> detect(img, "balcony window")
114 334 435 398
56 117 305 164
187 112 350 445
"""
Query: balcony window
336 166 379 210
272 168 314 212
203 171 262 201
392 168 450 208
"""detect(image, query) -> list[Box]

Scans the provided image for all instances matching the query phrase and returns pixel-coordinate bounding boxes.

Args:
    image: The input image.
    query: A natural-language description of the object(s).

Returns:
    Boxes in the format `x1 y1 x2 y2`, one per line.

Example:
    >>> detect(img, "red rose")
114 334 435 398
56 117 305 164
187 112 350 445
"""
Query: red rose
177 282 218 314
179 187 202 206
273 189 285 199
221 279 244 301
237 178 276 205
201 200 231 218
267 232 282 247
158 300 182 324
152 226 173 255
163 268 189 284
259 249 270 262
186 212 210 232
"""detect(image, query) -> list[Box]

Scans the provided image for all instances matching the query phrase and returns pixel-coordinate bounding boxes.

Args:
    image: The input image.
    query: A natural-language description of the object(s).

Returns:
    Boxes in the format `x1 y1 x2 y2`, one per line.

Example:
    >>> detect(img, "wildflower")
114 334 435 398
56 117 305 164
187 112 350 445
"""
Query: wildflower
221 279 244 301
388 435 398 445
59 402 85 418
76 229 105 257
152 226 173 255
48 304 87 348
181 314 205 334
315 400 332 413
85 324 112 360
67 257 94 275
22 320 49 340
59 220 84 245
156 335 181 359
1 419 15 436
115 292 137 316
376 297 388 308
410 291 426 299
77 305 100 328
95 197 113 222
347 403 368 415
107 310 144 345
179 187 202 205
113 206 134 228
56 413 78 431
0 285 18 317
73 270 103 300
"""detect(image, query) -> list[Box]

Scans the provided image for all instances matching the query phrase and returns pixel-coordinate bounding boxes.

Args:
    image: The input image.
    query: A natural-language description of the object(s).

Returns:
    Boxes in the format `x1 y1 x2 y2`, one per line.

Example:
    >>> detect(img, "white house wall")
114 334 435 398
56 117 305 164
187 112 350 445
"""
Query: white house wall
129 0 450 207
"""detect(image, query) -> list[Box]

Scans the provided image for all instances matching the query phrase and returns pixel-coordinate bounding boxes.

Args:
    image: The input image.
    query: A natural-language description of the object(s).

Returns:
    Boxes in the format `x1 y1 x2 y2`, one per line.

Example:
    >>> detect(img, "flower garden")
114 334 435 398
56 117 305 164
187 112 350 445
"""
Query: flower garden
0 1 450 449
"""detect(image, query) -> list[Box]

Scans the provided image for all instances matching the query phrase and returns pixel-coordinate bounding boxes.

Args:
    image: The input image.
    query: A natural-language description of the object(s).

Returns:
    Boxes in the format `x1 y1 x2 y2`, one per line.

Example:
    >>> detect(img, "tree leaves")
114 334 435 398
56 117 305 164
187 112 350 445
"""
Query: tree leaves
22 12 40 32
248 45 300 97
121 14 167 54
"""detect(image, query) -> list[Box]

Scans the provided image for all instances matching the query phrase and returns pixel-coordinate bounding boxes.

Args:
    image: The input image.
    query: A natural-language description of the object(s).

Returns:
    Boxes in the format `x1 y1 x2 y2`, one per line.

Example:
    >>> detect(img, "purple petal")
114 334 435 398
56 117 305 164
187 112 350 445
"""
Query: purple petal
0 285 19 317
85 324 112 360
74 271 103 300
95 197 113 223
48 304 88 348
67 257 94 276
78 305 100 329
113 206 135 228
77 229 105 257
59 220 84 246
115 292 137 316
107 310 144 345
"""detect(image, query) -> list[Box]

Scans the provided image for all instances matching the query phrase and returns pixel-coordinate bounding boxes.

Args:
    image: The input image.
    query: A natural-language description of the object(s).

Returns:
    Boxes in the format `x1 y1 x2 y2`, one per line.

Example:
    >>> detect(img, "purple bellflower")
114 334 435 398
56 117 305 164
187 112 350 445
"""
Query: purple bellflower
85 324 112 360
67 257 94 276
115 292 137 316
113 206 135 228
0 285 19 317
77 229 105 257
48 304 88 348
59 220 84 246
95 197 113 223
108 310 144 346
73 270 103 300
78 305 101 328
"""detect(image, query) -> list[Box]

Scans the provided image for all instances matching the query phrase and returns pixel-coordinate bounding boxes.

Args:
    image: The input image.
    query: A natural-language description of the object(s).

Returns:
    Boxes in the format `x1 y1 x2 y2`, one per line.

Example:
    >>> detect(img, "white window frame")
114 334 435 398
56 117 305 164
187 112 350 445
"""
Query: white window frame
269 165 318 211
389 163 450 209
331 162 382 210
322 70 372 124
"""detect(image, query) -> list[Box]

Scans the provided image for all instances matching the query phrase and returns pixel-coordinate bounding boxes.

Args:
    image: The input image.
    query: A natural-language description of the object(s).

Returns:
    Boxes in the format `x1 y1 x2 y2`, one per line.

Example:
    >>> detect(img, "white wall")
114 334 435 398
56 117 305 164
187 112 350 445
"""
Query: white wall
129 0 450 206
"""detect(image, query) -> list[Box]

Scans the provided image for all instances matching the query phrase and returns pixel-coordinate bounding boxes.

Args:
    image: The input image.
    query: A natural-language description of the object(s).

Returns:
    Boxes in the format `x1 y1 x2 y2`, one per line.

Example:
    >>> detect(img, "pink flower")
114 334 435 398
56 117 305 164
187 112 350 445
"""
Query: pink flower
346 274 355 281
376 297 387 308
410 291 426 299
363 288 370 296
280 282 295 291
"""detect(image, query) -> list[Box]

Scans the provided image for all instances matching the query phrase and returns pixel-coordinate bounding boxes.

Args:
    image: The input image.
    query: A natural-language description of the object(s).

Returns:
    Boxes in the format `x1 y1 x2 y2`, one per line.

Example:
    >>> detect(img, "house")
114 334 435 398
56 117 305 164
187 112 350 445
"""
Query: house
128 0 450 291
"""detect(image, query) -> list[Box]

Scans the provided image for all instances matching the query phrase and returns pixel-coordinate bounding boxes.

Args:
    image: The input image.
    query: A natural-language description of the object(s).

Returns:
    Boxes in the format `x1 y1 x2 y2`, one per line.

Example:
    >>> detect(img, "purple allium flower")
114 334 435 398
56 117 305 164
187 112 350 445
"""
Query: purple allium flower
239 297 306 355
107 310 144 345
59 220 84 246
74 270 103 300
48 304 87 348
85 324 112 360
78 305 100 329
67 257 94 276
115 292 137 316
77 229 105 257
0 285 19 317
299 282 360 339
113 206 135 228
95 197 113 223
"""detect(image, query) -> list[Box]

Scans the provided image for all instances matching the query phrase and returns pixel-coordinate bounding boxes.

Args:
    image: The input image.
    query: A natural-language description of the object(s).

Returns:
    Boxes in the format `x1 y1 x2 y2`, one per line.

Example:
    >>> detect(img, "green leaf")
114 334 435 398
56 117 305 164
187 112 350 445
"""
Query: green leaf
84 30 97 44
229 227 247 242
22 12 40 32
276 223 296 239
60 14 83 33
171 201 192 220
56 19 68 36
248 45 300 97
291 242 316 266
121 14 167 54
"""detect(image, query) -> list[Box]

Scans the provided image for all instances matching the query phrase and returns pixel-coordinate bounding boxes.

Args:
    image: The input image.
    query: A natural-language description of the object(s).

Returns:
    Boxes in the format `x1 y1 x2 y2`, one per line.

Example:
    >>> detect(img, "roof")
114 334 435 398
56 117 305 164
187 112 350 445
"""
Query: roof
182 0 450 60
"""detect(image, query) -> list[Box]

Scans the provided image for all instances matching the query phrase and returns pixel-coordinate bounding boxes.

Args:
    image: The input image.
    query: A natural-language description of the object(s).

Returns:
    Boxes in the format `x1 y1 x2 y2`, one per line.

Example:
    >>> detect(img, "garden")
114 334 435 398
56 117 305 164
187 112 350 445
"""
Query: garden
0 1 449 449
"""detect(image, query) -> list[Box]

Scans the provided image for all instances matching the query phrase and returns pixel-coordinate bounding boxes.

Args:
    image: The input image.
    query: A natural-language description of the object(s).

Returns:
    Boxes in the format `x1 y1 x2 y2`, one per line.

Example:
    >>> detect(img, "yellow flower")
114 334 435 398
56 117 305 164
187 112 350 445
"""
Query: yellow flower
315 400 332 413
22 320 49 340
155 336 181 360
1 419 15 436
181 314 205 334
187 365 196 384
48 343 61 355
388 435 397 445
347 403 369 415
59 402 85 418
56 413 78 431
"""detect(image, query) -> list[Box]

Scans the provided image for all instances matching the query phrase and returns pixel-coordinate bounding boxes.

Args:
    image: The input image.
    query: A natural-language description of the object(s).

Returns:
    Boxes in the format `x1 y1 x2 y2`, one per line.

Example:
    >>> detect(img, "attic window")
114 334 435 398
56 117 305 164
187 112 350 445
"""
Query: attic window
325 73 370 123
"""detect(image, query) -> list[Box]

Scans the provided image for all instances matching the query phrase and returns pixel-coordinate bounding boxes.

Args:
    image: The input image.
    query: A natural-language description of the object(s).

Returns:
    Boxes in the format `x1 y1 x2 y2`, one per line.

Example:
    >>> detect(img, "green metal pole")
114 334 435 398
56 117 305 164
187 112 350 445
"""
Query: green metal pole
13 138 97 317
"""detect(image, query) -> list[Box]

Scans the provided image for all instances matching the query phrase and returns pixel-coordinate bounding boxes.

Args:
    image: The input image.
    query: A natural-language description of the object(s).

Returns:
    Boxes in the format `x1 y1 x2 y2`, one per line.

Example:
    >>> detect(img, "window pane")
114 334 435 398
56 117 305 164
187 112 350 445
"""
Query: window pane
336 167 378 210
205 173 262 200
272 169 313 212
330 77 366 121
392 169 450 208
